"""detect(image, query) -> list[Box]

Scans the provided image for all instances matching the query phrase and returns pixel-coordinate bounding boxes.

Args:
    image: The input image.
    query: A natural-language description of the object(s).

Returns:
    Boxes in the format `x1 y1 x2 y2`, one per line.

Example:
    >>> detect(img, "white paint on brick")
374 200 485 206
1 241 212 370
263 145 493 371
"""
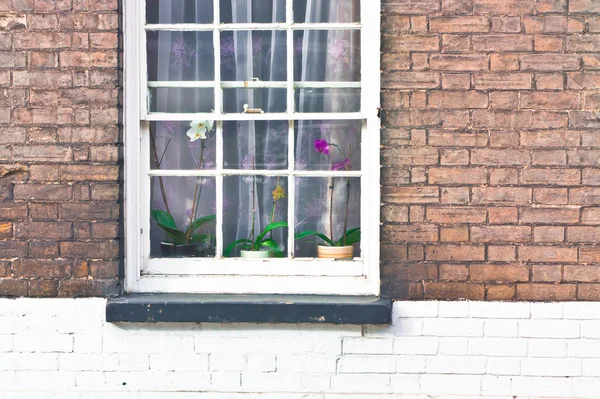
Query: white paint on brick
0 299 599 398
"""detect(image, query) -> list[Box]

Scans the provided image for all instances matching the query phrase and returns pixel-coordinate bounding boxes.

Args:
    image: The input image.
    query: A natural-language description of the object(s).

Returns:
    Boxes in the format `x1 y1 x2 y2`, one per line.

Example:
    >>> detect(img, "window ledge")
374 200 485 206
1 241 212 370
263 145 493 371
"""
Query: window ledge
106 294 392 324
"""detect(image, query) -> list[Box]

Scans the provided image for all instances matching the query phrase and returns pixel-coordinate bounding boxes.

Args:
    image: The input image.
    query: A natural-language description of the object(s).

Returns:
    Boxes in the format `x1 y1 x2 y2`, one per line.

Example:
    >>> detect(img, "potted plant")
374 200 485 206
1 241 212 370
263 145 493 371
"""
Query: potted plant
224 173 288 258
151 121 216 257
295 138 360 259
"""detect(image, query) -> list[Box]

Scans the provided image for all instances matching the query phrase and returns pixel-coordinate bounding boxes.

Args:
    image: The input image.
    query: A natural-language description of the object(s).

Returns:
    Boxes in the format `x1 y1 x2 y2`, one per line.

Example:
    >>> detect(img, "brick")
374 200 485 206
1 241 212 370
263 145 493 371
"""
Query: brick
520 131 580 148
535 36 564 52
521 208 580 224
473 0 535 14
472 187 532 204
520 93 579 110
488 207 518 223
492 17 522 33
13 259 71 279
382 225 438 242
382 72 440 89
521 169 580 186
429 131 487 147
570 112 600 129
489 91 518 109
60 241 119 259
0 241 27 257
0 280 28 297
383 36 439 52
570 0 600 12
524 16 568 33
60 51 118 68
13 32 70 48
431 16 490 32
471 226 531 243
517 284 577 301
571 188 600 205
536 74 565 90
567 226 600 242
383 0 440 14
441 34 471 52
382 148 438 166
567 73 600 89
383 186 439 204
521 55 580 72
430 55 488 72
13 184 72 201
564 265 600 282
427 207 487 223
486 284 516 300
429 91 488 109
15 222 72 240
532 150 566 166
488 246 517 262
12 145 71 162
426 245 486 261
442 74 471 90
429 168 487 184
471 149 530 165
518 246 578 263
472 35 533 52
60 165 119 182
439 264 469 280
567 35 600 52
473 74 532 90
440 225 469 241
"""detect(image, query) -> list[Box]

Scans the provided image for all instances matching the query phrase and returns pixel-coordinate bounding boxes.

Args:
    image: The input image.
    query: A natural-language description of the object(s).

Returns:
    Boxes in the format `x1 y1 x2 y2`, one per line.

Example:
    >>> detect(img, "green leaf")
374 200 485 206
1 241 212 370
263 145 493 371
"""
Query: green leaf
151 210 179 231
185 214 216 236
255 221 288 245
338 227 361 246
189 234 214 244
295 230 335 246
258 239 281 252
224 238 252 257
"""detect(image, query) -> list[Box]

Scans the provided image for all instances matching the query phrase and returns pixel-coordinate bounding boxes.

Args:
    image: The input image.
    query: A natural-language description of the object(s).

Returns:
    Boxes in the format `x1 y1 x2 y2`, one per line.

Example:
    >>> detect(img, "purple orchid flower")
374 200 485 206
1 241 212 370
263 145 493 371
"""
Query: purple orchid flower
314 139 330 155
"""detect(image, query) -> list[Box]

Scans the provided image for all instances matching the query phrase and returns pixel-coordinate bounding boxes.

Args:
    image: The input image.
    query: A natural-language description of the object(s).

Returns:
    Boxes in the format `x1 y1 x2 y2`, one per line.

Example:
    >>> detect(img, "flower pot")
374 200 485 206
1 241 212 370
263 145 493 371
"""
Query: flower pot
240 250 272 259
318 245 354 259
161 242 213 258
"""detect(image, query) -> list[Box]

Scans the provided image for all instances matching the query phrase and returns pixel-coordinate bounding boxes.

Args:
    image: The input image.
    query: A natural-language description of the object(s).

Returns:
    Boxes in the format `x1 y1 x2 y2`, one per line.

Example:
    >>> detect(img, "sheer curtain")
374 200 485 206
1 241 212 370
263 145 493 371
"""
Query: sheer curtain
148 0 361 257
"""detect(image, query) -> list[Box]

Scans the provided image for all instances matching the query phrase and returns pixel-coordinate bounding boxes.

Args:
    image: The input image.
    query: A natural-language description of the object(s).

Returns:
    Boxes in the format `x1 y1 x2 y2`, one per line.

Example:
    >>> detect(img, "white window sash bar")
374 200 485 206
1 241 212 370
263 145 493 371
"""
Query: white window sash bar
286 0 295 260
144 112 366 121
145 259 365 277
147 81 362 89
145 23 362 31
213 1 224 259
147 170 363 178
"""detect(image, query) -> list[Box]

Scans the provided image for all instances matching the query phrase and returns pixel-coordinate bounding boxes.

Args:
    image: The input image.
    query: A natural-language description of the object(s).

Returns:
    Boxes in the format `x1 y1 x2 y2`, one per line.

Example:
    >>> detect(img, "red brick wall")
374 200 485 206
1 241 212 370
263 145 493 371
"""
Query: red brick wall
380 0 600 300
1 0 599 300
0 0 120 297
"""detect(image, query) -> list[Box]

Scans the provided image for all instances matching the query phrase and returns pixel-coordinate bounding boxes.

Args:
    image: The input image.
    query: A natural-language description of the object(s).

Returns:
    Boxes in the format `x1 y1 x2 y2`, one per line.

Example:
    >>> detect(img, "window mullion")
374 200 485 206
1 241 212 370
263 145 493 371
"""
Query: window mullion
213 0 224 259
286 0 295 259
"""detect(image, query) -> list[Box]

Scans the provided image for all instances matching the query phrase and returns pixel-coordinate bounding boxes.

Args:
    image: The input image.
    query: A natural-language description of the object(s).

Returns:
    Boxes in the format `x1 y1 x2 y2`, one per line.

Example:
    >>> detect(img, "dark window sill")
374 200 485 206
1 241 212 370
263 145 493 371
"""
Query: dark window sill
106 294 392 324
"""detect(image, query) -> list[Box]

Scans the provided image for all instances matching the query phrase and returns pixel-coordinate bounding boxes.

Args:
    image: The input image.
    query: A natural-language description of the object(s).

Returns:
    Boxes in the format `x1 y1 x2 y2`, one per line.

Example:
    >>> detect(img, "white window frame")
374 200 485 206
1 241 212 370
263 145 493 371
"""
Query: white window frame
123 0 381 296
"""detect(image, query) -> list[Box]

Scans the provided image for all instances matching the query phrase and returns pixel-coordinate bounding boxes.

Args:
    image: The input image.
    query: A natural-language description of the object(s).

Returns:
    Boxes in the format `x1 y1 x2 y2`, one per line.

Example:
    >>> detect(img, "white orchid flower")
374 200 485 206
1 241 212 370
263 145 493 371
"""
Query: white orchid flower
186 120 214 141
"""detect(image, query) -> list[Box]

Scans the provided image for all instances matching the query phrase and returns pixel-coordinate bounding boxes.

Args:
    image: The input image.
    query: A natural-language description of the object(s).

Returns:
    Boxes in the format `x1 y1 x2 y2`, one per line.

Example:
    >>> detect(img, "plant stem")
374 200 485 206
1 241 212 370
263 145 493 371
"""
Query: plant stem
343 144 352 246
329 174 335 245
150 130 171 214
249 156 257 250
185 139 206 244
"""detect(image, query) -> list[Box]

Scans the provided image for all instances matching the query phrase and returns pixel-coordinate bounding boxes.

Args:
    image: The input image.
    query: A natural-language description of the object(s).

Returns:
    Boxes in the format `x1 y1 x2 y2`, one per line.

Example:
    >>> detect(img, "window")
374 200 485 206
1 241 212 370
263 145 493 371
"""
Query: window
123 0 380 295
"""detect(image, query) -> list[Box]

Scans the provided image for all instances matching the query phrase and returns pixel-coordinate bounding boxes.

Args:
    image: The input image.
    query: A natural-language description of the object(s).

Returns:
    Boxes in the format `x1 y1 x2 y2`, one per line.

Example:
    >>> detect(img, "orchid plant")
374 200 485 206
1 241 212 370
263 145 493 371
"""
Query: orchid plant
295 138 361 248
225 166 289 257
151 121 216 248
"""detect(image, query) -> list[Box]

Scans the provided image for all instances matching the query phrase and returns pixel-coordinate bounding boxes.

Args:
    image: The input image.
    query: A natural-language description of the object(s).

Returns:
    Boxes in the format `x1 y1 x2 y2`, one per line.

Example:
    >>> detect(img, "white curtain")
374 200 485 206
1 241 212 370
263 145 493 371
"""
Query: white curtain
148 0 361 257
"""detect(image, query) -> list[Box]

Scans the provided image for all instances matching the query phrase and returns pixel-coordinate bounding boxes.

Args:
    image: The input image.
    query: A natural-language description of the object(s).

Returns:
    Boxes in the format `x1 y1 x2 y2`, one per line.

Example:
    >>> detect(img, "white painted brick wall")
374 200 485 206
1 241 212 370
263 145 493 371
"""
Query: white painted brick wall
0 299 599 398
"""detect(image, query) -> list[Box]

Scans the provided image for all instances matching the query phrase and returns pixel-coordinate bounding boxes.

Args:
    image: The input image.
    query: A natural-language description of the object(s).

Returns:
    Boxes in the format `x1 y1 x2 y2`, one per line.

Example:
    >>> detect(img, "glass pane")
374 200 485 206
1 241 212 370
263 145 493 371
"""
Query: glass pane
220 0 286 23
295 120 361 171
223 175 289 257
150 121 217 170
223 120 288 170
294 30 361 82
147 31 215 81
149 88 215 113
220 31 287 82
295 88 361 112
150 176 217 258
223 88 287 113
146 0 214 24
294 177 361 258
294 0 360 23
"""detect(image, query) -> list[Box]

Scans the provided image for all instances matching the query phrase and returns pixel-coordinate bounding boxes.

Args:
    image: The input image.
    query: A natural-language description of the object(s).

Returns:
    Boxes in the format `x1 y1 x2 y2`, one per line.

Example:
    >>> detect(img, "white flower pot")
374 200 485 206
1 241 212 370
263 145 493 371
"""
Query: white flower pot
317 245 354 259
240 250 272 259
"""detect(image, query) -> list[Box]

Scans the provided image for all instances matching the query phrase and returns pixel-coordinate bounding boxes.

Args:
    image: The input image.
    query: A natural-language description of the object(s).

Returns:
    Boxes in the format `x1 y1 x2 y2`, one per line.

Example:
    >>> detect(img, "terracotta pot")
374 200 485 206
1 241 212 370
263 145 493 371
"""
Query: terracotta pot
240 250 272 259
317 245 354 259
160 242 213 258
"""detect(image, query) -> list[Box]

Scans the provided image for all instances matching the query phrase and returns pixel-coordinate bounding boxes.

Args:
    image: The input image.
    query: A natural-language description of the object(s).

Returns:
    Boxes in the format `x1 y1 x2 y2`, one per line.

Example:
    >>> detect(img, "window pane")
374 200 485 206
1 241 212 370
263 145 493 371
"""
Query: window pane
294 177 361 258
220 0 286 23
294 0 360 23
146 0 214 24
223 120 288 170
147 31 215 81
223 175 289 257
150 176 217 258
149 88 215 113
295 120 361 171
220 31 287 82
295 88 361 113
150 121 217 170
223 88 287 113
294 30 361 82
